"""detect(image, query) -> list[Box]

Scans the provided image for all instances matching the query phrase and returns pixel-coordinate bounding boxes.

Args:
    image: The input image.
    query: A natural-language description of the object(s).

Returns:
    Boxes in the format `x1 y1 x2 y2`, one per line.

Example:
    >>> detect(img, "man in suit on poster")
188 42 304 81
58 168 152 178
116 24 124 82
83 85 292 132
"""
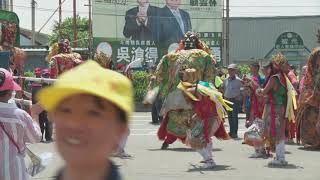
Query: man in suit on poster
123 0 160 41
159 0 192 50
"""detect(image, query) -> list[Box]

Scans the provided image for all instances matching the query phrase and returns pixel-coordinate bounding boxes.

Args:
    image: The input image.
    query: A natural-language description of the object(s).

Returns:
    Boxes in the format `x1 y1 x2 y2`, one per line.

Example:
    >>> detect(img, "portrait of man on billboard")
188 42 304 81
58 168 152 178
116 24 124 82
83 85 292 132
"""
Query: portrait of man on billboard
123 0 160 41
159 0 192 49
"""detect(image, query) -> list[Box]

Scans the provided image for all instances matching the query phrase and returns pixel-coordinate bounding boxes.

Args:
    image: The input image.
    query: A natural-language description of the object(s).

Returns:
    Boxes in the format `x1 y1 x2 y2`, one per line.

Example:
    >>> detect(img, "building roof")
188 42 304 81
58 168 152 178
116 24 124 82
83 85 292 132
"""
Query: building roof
20 28 49 46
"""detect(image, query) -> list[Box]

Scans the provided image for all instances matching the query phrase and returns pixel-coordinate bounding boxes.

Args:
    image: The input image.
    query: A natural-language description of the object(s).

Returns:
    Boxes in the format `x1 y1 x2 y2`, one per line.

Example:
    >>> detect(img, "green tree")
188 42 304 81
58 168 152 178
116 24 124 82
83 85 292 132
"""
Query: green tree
49 15 89 48
237 64 250 78
132 71 149 102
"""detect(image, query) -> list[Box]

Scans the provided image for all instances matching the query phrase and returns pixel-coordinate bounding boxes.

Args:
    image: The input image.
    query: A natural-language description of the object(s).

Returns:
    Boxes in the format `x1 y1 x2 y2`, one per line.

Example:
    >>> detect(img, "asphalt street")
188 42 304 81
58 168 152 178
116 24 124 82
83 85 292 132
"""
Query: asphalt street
28 112 320 180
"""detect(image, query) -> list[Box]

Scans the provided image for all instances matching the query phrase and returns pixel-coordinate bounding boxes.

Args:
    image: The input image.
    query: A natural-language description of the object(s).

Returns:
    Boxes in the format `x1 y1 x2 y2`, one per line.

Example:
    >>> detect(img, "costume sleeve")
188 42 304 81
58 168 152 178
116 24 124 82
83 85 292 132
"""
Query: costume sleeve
215 76 223 88
49 58 57 79
154 55 170 97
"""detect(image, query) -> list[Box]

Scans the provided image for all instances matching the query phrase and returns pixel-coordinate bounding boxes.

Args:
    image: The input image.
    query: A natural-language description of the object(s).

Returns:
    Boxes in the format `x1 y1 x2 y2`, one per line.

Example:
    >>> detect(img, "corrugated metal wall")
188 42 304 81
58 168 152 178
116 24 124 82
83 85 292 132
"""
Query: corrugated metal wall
229 16 320 63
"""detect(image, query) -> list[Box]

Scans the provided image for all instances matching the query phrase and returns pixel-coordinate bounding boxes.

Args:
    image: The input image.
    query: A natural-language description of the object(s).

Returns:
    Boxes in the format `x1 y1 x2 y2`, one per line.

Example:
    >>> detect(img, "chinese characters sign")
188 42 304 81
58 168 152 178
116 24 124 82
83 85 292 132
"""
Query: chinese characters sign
93 0 223 65
116 40 158 63
275 32 304 50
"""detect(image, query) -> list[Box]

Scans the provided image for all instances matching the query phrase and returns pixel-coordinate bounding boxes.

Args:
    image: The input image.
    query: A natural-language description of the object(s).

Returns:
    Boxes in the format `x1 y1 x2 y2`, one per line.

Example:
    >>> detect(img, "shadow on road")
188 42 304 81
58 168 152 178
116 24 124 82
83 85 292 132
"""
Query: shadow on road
148 148 222 152
266 164 303 169
297 147 320 152
148 148 194 152
231 137 243 141
187 164 235 173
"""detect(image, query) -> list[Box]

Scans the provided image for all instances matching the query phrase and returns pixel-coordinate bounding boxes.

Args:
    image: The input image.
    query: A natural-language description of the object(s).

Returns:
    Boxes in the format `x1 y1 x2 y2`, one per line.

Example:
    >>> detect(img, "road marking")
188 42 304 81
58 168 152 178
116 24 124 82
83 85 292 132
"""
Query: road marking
132 120 151 122
130 134 156 136
130 123 149 126
131 115 151 118
131 129 158 131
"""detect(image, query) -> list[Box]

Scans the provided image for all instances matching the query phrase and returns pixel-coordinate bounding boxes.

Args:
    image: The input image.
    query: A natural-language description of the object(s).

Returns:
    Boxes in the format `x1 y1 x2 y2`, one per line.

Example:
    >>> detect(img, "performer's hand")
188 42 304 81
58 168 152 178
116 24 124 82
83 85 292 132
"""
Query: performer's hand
256 88 263 96
242 106 246 113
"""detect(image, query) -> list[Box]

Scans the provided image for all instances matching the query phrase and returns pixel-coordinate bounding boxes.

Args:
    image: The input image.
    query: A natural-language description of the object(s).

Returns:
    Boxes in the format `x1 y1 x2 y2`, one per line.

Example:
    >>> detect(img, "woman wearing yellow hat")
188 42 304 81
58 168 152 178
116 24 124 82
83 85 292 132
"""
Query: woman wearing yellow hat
37 60 133 180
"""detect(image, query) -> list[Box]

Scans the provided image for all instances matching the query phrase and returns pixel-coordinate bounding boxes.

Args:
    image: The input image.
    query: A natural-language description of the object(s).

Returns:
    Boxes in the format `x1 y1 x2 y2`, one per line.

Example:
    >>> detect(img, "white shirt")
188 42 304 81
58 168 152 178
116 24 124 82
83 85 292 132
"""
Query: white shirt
169 8 185 33
139 3 149 14
0 102 41 180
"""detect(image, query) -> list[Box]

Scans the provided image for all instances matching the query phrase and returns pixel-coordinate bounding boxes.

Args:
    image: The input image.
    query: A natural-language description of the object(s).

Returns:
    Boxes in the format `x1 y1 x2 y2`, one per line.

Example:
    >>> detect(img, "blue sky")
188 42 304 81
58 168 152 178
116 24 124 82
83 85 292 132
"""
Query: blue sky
12 0 320 34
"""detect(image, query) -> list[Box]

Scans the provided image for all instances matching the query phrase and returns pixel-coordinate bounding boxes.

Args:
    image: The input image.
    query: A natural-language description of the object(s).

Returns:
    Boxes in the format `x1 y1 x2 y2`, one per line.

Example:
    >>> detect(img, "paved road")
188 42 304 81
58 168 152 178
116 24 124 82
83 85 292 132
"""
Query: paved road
29 112 320 180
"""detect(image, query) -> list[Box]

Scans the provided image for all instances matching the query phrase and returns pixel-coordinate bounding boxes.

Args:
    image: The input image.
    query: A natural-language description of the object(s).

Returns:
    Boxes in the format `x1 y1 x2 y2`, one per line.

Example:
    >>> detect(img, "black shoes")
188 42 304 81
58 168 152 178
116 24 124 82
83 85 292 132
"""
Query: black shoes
161 142 169 150
228 132 238 139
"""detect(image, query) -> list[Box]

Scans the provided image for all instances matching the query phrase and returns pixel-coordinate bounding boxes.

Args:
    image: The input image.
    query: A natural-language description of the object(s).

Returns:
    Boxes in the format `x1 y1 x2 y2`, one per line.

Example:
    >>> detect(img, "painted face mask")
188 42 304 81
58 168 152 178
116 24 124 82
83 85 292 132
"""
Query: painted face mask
184 32 198 50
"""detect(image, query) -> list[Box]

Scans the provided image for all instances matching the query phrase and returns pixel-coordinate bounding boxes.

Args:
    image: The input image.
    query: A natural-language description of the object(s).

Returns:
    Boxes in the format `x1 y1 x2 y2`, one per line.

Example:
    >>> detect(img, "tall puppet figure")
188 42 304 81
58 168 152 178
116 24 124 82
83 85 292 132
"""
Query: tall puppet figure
149 32 231 168
47 39 82 78
296 48 320 149
94 51 113 69
256 53 297 166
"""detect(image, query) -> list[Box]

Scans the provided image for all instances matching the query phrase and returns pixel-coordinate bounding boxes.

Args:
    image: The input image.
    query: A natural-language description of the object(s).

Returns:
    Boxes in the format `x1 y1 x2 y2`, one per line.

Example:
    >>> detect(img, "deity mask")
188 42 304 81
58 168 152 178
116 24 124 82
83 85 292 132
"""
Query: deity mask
184 32 198 50
58 39 72 53
2 23 17 47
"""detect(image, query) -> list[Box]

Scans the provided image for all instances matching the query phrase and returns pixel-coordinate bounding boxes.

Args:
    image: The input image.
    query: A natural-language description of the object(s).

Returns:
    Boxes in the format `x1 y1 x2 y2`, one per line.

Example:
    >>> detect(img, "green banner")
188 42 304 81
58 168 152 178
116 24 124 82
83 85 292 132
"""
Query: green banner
275 32 304 50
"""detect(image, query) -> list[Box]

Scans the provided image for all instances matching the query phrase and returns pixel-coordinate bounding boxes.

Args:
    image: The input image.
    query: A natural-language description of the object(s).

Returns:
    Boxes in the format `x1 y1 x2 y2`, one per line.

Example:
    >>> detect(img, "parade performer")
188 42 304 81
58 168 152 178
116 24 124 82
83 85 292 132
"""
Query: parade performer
243 63 265 127
256 53 297 166
47 39 82 78
242 73 267 157
148 32 231 168
0 20 26 91
296 48 320 149
94 51 113 69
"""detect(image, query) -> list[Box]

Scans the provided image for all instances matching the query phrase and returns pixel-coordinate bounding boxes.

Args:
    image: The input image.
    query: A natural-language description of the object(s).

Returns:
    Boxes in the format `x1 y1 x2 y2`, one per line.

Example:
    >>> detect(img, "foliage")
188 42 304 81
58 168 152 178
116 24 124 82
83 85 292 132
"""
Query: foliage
132 71 150 102
23 71 34 91
237 64 250 78
49 16 89 48
24 71 34 77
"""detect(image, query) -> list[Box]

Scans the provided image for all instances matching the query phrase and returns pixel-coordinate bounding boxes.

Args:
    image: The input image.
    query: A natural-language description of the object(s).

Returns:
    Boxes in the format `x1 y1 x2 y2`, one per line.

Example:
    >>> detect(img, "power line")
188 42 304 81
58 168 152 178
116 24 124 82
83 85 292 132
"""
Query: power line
12 1 320 9
11 3 320 21
37 0 67 34
12 3 320 14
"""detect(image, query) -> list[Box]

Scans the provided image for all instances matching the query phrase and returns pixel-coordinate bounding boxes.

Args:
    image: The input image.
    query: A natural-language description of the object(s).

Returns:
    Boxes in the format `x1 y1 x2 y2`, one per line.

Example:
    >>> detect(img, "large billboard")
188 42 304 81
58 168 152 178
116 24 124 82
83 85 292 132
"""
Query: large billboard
93 0 223 65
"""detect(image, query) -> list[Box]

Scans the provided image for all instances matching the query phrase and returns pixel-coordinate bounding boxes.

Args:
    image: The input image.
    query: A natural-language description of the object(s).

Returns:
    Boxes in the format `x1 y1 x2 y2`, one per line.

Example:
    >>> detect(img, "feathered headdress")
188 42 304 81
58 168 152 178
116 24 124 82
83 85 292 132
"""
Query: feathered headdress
94 52 112 69
271 53 288 69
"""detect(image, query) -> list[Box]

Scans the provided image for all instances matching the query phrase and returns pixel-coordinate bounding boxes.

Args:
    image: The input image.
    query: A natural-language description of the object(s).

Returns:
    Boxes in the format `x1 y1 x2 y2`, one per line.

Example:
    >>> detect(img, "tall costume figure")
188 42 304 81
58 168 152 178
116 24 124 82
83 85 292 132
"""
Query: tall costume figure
47 39 82 78
242 72 266 158
256 54 297 166
296 48 320 149
148 32 231 168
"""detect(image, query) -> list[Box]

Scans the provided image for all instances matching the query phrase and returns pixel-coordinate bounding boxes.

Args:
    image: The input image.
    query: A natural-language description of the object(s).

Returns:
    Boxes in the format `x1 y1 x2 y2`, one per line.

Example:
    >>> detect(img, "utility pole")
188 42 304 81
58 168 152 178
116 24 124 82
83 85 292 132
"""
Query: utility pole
10 0 13 11
31 0 36 45
88 0 92 58
73 0 78 47
225 0 230 65
59 0 62 39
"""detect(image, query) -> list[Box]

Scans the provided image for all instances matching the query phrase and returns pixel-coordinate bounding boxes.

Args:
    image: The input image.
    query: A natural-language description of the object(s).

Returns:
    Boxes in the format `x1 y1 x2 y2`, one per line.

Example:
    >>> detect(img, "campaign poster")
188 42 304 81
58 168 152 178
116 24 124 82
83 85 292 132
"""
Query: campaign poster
93 0 223 65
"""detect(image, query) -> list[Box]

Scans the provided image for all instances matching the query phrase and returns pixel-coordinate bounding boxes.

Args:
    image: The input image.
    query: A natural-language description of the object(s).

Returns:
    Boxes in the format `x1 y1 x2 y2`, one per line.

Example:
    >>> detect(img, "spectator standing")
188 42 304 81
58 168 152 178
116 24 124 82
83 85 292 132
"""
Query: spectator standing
0 68 41 180
222 64 242 138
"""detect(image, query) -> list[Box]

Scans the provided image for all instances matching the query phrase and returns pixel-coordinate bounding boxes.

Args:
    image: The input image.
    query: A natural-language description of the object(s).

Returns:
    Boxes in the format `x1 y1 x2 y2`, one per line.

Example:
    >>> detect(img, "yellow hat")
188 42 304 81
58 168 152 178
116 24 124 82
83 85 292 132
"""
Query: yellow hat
37 60 134 121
